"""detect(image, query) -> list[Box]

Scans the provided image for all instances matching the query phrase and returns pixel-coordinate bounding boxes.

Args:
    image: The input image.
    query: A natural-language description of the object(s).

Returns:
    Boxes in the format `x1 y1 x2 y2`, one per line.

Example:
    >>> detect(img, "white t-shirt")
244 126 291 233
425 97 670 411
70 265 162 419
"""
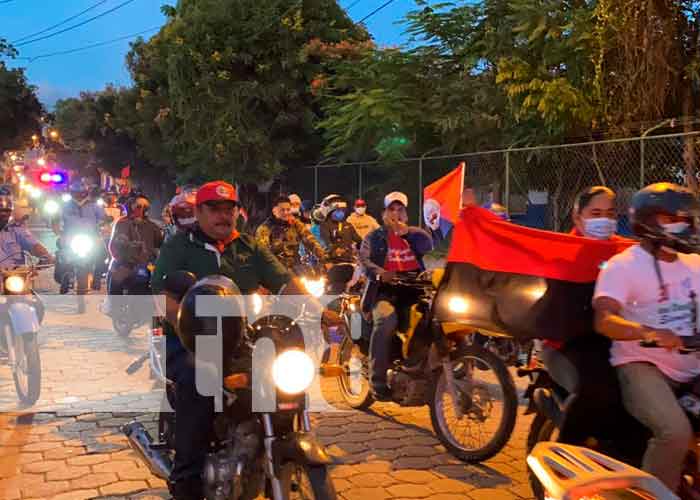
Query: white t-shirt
594 244 700 383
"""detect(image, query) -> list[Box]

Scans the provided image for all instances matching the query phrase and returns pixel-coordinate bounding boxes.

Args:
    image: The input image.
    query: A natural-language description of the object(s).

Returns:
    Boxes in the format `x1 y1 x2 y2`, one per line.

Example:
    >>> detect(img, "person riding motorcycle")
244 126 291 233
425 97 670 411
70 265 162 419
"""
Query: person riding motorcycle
593 182 700 492
152 181 314 500
165 187 198 241
320 195 362 263
107 194 163 308
254 194 325 271
0 186 53 268
359 191 433 399
52 180 105 287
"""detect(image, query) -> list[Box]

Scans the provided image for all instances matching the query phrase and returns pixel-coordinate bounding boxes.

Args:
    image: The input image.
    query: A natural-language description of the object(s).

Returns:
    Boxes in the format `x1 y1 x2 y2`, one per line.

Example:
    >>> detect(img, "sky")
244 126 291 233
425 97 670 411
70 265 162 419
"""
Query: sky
2 0 417 109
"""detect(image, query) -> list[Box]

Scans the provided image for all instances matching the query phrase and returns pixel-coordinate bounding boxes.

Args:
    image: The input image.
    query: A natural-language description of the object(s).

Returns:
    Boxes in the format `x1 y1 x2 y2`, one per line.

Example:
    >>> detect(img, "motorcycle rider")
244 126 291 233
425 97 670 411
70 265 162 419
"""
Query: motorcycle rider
165 188 198 241
288 193 303 218
347 198 379 240
320 195 362 263
593 182 700 491
107 194 163 305
255 194 325 271
359 191 433 399
0 186 53 267
152 181 312 500
572 186 620 240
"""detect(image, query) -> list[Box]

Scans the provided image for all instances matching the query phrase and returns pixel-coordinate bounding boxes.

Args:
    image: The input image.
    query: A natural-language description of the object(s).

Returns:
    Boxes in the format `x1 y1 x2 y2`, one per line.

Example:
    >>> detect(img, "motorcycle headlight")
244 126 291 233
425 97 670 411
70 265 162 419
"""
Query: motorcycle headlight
301 276 325 298
4 275 25 294
43 199 60 215
70 234 94 258
271 350 315 394
447 296 469 314
251 293 263 316
61 193 72 203
97 198 105 206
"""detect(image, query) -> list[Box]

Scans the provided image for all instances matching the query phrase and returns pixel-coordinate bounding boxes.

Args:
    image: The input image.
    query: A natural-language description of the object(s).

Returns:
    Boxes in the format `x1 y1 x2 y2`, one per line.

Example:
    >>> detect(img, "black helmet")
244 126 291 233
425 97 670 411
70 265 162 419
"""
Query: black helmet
630 182 700 253
177 275 246 375
0 185 14 211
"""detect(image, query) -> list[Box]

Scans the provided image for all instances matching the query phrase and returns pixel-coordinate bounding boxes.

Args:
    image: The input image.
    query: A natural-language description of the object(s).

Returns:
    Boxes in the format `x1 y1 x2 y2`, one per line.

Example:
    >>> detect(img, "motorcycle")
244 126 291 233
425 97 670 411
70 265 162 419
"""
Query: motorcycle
123 274 337 500
109 262 155 337
525 336 700 500
527 441 676 500
56 231 98 313
0 255 50 405
333 269 518 463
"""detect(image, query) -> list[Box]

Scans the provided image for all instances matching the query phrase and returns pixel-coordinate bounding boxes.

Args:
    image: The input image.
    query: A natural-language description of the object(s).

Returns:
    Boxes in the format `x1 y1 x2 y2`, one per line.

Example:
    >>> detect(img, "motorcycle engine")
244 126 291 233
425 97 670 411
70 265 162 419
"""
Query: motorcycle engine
203 420 263 500
387 367 429 406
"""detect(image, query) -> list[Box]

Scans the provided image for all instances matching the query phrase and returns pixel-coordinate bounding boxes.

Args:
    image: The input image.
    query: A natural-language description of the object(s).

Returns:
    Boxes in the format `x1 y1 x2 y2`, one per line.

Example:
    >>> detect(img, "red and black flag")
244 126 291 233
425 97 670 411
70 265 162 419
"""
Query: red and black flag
435 207 633 340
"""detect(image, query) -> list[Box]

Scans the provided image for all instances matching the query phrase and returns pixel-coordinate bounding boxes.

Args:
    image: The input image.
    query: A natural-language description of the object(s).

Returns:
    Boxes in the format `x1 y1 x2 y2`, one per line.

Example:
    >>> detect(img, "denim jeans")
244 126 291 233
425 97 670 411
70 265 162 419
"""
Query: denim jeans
617 362 693 491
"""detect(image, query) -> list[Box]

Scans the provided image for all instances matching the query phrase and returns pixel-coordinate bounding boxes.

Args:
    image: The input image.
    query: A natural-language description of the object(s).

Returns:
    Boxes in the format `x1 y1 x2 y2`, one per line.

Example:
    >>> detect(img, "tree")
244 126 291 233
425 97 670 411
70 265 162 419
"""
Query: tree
126 0 368 183
0 49 43 153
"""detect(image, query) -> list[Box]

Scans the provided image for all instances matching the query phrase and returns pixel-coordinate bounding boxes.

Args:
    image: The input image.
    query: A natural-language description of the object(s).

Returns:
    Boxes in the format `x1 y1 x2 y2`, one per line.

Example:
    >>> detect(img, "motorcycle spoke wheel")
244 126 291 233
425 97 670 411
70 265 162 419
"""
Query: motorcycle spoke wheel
429 346 517 463
12 333 41 406
336 334 373 409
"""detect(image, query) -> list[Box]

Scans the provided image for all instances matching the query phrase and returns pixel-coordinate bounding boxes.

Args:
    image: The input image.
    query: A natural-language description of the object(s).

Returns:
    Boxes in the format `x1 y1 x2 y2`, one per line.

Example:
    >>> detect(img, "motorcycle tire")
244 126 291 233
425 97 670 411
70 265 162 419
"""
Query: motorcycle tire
13 333 41 406
526 412 557 500
336 333 374 410
429 345 518 463
112 304 133 337
59 273 71 295
278 462 336 500
76 271 89 314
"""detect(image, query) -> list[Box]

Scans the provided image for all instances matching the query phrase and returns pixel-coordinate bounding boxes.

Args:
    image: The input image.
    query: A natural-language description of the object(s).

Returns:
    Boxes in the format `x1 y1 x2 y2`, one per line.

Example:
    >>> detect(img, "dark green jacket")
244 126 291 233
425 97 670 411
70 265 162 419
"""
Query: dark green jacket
152 228 291 296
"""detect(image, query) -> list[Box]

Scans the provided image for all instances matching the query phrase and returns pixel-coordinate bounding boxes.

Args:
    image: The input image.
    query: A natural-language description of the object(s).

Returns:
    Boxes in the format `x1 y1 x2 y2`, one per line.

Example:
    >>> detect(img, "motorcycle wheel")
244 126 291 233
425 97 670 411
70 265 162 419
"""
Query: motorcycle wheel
112 303 133 337
336 333 373 409
13 333 41 406
76 271 89 314
59 273 71 295
526 413 557 500
429 345 517 463
279 463 336 500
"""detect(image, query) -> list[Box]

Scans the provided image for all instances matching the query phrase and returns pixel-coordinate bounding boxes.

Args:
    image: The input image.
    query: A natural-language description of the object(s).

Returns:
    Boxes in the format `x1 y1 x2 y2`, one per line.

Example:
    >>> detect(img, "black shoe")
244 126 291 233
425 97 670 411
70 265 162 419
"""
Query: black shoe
371 384 392 402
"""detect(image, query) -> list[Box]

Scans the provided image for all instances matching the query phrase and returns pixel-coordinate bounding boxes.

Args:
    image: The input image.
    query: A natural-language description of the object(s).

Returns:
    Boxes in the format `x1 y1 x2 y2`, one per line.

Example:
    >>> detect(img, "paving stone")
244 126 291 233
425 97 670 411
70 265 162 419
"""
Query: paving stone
43 446 85 460
21 478 71 498
389 470 436 484
428 478 476 494
342 486 390 500
99 480 149 495
386 484 435 498
22 460 64 474
70 472 119 489
22 440 65 452
469 487 522 500
347 472 396 488
51 488 101 500
67 454 111 466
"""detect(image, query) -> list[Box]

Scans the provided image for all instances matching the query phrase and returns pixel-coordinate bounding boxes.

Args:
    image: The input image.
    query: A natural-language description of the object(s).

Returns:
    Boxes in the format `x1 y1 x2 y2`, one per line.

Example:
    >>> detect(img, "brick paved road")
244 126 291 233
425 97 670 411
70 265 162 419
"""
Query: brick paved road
0 225 535 500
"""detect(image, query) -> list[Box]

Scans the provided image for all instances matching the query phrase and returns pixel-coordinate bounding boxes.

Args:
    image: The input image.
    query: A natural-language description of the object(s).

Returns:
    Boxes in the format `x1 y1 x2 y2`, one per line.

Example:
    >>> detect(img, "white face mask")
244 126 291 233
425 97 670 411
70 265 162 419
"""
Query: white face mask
355 206 366 215
583 217 617 240
661 222 690 235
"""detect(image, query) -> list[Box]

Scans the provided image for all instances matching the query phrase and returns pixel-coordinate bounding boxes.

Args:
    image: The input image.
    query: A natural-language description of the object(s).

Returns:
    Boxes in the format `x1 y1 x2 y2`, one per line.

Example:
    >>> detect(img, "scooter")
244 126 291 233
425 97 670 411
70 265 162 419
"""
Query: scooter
56 232 98 314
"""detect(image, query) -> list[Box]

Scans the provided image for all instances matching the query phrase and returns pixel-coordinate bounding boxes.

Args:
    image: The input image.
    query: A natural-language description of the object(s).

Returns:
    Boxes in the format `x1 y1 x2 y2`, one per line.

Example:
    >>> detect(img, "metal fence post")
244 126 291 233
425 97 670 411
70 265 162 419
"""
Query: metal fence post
358 165 363 200
640 138 645 189
418 158 423 226
505 150 511 212
314 166 318 203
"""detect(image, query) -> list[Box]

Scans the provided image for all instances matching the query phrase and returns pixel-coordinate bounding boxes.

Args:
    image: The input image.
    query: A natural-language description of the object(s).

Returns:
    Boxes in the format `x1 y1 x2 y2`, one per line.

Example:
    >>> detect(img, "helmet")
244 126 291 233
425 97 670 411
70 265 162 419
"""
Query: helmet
310 204 326 223
630 182 700 253
0 185 14 211
169 188 197 229
176 275 246 375
69 180 88 194
127 193 151 216
320 194 347 218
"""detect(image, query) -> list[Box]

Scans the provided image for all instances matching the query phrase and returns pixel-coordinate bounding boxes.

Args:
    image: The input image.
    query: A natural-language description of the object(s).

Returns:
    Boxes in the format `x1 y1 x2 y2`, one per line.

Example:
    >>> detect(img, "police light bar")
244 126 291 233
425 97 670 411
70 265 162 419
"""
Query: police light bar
39 171 66 184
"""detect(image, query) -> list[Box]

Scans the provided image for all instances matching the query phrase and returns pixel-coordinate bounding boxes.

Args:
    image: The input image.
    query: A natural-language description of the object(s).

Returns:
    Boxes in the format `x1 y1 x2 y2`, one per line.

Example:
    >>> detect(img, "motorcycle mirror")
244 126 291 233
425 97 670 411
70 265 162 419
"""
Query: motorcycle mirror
163 271 197 301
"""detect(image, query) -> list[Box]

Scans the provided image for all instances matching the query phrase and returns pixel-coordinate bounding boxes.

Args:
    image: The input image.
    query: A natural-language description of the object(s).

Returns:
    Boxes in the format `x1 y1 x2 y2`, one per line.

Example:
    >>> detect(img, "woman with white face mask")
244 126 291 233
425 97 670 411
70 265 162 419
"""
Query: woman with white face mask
572 186 620 240
347 198 379 240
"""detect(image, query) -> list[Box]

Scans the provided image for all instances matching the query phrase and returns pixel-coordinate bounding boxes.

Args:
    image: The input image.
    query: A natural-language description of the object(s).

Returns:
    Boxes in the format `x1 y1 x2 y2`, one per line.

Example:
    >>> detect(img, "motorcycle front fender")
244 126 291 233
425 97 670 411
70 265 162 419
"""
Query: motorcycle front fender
272 431 333 473
8 302 40 336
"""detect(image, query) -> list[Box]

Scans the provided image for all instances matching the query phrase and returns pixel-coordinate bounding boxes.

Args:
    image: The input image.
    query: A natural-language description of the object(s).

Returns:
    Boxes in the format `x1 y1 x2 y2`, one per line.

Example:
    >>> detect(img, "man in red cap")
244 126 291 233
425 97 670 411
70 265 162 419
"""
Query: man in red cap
152 180 299 500
347 198 379 240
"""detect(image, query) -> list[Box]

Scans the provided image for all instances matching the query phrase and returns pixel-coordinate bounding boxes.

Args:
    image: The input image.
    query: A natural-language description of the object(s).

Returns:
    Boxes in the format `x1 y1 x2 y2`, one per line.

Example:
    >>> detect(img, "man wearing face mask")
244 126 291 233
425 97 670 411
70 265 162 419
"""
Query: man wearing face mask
288 193 303 219
320 196 362 264
255 194 325 270
347 198 379 240
106 194 163 308
594 183 700 491
0 186 53 268
571 186 621 241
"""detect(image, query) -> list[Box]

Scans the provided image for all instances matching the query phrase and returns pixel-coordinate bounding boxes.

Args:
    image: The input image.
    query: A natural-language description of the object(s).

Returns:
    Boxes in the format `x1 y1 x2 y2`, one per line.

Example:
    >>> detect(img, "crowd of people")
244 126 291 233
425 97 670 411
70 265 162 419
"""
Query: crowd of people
0 173 696 498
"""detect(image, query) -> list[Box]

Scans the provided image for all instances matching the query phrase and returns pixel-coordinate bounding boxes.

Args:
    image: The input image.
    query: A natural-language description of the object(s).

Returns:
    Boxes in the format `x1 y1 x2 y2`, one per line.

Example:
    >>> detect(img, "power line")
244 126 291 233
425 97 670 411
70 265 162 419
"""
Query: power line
0 0 17 4
12 0 111 44
15 0 139 48
18 27 159 62
346 0 363 11
358 0 398 23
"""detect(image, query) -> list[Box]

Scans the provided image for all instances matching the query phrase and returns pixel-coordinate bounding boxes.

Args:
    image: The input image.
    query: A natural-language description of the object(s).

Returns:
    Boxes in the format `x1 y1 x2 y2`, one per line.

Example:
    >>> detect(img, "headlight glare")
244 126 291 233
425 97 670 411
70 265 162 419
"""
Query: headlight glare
301 276 325 298
447 296 469 314
271 350 315 394
70 234 94 258
5 275 25 293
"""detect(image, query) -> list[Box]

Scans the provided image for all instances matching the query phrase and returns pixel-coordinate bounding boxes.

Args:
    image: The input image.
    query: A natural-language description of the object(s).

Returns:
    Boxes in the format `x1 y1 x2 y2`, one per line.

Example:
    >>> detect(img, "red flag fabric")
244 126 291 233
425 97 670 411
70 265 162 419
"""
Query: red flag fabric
121 165 131 179
423 162 465 224
448 207 633 283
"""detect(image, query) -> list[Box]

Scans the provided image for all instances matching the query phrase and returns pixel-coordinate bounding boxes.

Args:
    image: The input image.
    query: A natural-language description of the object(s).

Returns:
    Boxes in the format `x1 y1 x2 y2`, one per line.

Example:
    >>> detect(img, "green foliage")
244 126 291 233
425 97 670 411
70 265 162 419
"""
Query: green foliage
126 0 368 183
0 61 43 153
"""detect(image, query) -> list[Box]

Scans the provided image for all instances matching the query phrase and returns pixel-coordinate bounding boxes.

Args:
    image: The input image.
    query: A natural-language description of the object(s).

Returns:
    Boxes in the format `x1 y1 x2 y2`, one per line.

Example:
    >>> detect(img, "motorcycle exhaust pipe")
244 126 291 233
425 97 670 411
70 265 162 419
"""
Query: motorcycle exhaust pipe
122 421 173 480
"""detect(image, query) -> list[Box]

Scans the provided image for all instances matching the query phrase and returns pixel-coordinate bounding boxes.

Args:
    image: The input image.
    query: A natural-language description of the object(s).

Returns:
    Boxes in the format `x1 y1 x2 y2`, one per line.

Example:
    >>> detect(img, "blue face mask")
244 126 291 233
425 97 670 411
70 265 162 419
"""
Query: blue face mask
331 210 346 222
583 217 618 240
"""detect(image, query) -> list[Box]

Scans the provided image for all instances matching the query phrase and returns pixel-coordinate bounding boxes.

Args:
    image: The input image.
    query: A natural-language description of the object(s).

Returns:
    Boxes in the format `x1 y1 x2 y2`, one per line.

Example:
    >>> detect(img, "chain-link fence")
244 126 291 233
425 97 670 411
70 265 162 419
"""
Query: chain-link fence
284 131 700 233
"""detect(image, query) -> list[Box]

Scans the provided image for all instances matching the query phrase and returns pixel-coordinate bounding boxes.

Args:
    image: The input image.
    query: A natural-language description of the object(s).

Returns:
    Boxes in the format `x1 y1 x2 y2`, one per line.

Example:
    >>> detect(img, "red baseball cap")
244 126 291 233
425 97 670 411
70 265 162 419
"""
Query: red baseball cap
196 181 238 205
355 198 367 207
